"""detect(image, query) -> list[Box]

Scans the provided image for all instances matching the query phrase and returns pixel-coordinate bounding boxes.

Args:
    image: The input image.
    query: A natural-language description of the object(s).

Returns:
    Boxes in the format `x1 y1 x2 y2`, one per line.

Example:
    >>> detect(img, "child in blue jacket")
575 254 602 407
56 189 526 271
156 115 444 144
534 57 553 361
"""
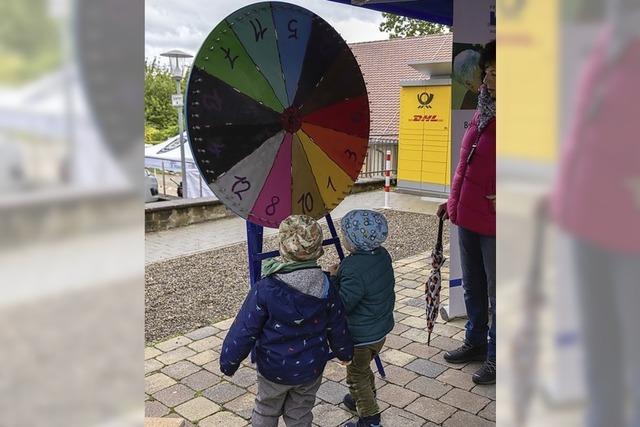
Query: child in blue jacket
220 215 353 427
329 210 395 427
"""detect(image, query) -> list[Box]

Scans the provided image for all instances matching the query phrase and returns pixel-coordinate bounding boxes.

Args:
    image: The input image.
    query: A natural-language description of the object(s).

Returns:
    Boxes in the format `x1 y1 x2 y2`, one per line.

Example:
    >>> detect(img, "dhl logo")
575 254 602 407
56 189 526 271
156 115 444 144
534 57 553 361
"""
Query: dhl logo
410 114 442 122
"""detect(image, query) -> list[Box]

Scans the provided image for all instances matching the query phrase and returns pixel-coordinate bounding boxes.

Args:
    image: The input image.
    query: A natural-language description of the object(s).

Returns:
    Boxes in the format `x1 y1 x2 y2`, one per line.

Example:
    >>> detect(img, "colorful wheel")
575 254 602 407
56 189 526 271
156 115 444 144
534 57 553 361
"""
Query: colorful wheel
185 1 369 228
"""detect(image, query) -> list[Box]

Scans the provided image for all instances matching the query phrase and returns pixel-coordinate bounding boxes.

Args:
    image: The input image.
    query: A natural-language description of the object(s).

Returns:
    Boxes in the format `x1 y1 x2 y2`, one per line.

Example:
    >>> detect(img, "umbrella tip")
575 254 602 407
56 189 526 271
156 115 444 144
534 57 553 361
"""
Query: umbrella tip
427 332 431 346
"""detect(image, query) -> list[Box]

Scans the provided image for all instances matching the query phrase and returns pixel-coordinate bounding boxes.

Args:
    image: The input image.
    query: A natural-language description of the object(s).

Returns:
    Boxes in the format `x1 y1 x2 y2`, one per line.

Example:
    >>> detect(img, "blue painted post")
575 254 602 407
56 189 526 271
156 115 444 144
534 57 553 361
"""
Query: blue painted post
246 221 264 286
325 214 345 260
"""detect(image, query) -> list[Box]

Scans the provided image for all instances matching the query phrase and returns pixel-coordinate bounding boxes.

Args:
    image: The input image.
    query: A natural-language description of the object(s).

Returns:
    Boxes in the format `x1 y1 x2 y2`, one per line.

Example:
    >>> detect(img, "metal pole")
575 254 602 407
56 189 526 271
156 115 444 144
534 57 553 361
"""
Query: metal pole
176 79 187 198
63 21 74 183
384 150 391 208
161 161 166 196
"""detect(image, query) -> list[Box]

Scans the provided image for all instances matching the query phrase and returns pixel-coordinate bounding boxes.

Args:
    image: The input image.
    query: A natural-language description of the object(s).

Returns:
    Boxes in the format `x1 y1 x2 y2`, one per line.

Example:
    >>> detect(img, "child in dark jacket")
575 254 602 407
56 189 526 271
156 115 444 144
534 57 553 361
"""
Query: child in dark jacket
220 215 353 427
330 209 395 427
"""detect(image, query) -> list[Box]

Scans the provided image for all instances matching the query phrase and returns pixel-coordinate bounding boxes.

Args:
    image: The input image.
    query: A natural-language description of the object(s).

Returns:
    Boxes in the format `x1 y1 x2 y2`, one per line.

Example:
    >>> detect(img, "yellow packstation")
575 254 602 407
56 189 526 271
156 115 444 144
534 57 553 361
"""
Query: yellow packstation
397 82 452 195
499 0 558 164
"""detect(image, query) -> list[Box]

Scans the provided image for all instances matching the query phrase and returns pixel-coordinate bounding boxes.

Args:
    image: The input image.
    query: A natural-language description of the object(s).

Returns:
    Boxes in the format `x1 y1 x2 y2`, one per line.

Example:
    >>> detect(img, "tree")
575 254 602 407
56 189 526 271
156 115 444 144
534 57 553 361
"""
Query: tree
145 59 179 143
379 13 450 38
0 0 61 84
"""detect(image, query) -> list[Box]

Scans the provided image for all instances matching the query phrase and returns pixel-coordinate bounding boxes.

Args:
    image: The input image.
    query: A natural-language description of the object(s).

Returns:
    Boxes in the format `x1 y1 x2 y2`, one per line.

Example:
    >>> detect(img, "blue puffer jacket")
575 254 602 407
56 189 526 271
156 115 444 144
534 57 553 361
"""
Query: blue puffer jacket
220 269 353 385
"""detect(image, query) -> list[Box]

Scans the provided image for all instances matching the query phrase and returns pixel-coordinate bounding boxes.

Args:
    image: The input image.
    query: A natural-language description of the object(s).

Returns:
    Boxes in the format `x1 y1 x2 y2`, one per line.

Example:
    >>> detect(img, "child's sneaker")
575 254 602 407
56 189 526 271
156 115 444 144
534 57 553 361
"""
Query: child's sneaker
342 391 378 413
344 413 381 427
342 394 356 412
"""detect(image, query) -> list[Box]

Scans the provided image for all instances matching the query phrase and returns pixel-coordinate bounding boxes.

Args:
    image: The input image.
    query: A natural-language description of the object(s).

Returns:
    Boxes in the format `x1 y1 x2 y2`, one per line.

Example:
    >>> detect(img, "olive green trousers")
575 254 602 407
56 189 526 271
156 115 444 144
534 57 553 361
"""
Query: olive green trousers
346 338 385 418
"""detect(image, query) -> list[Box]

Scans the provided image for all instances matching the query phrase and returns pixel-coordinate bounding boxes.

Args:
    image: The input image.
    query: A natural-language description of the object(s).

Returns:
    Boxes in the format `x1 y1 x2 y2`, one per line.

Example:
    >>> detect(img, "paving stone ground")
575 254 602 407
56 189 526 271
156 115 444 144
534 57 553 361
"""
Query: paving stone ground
145 253 495 425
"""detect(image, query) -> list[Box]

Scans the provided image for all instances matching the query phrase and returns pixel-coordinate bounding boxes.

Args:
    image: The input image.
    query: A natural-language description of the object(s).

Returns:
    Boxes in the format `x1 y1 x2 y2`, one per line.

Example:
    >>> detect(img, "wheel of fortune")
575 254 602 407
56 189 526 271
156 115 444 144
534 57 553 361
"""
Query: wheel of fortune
185 1 370 228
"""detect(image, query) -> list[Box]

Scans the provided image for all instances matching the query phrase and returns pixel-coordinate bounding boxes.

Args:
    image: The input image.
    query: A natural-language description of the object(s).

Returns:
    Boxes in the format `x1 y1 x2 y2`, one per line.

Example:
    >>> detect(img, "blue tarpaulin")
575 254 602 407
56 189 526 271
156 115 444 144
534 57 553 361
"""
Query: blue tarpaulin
326 0 453 26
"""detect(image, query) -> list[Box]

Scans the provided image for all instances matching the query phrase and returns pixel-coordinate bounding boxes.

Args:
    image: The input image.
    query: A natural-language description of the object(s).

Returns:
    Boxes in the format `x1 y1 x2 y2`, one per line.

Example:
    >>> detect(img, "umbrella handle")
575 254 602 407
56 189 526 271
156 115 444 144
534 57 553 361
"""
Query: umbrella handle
435 216 444 253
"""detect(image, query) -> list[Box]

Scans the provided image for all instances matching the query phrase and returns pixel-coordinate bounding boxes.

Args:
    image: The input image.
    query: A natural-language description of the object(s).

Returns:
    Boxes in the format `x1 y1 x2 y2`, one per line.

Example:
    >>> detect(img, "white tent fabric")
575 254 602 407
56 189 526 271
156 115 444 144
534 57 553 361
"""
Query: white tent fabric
0 67 130 189
144 132 193 172
186 165 213 199
145 132 214 199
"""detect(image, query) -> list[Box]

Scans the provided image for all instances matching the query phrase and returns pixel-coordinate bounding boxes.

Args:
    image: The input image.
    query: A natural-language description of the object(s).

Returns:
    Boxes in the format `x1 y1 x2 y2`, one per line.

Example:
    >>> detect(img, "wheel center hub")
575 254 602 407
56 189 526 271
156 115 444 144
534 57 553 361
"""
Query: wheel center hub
281 106 302 133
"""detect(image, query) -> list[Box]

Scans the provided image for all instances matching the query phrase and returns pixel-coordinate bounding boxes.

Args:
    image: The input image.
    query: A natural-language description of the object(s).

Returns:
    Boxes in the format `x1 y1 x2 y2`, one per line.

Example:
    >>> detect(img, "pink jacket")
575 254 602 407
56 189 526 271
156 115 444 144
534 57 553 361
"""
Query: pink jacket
448 111 496 236
552 30 640 253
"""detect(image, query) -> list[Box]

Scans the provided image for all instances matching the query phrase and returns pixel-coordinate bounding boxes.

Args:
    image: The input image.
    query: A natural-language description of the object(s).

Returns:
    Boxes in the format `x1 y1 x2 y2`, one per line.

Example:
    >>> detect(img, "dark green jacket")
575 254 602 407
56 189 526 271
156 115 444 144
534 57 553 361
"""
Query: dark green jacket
335 247 395 345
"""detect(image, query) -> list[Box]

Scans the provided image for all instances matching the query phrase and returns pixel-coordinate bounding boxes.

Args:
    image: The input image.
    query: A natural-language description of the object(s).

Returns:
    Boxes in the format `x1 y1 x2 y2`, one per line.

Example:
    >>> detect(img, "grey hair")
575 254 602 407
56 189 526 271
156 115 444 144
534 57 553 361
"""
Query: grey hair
453 49 481 84
607 0 640 62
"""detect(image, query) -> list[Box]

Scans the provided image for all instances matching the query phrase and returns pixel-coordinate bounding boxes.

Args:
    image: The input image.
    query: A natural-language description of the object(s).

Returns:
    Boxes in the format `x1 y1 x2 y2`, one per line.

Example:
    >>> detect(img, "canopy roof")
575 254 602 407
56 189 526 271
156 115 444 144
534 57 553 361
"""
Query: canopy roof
326 0 453 26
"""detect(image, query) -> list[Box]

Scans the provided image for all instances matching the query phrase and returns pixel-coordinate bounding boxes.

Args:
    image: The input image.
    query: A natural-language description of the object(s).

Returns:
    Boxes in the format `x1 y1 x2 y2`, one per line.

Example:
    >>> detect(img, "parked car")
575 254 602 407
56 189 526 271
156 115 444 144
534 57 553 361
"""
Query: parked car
145 169 159 202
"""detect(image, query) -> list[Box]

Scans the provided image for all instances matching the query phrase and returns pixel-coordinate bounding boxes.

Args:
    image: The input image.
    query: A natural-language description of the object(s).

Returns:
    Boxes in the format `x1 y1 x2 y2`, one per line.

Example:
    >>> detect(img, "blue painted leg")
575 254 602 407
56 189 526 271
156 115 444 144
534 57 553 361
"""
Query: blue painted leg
374 352 386 378
246 221 264 286
325 214 345 260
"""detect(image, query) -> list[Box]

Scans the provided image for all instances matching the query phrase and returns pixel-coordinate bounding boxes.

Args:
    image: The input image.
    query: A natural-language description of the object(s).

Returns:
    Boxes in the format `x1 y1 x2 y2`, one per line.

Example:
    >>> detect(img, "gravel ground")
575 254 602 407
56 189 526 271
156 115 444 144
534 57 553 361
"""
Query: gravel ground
145 210 449 343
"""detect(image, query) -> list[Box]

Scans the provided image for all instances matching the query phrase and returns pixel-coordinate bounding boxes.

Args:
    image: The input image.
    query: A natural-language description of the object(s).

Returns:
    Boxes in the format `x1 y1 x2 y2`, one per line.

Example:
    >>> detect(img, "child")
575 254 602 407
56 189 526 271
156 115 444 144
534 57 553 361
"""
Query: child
330 209 395 427
220 215 353 427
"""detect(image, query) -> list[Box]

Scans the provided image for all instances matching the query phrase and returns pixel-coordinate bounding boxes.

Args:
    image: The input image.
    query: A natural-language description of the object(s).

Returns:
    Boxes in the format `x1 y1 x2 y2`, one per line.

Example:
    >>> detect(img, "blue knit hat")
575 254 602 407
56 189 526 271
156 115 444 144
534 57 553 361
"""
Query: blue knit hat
340 209 389 252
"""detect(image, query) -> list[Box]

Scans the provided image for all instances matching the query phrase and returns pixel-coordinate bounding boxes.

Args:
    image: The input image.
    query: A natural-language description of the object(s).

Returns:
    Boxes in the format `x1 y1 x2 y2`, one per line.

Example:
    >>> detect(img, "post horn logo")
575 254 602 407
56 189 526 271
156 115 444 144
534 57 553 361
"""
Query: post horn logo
417 92 435 109
499 0 526 19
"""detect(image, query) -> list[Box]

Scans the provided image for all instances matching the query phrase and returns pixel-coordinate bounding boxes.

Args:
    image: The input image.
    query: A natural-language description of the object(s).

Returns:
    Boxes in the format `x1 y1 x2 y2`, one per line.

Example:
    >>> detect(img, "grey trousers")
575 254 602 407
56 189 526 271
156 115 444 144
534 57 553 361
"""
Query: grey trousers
251 373 322 427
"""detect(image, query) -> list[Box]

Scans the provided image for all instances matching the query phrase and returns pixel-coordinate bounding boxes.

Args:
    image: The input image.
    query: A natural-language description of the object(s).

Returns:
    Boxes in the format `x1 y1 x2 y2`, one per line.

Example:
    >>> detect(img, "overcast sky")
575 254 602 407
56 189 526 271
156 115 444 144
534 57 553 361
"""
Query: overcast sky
145 0 388 62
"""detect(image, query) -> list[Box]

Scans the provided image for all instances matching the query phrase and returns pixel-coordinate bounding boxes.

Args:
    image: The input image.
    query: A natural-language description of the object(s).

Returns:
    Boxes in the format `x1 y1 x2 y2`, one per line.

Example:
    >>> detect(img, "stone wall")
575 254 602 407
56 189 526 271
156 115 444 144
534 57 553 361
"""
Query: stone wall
145 197 231 232
1 189 139 248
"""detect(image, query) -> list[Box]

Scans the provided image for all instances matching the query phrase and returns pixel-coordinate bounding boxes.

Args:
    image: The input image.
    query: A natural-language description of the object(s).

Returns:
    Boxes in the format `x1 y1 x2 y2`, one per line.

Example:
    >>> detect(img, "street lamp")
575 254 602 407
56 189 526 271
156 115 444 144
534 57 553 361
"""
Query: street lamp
160 49 193 198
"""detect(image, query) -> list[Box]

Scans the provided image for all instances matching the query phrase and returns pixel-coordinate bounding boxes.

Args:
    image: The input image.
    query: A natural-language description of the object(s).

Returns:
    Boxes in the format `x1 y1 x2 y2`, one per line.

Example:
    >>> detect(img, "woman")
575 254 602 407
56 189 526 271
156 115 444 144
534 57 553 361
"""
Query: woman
550 1 640 424
437 39 496 385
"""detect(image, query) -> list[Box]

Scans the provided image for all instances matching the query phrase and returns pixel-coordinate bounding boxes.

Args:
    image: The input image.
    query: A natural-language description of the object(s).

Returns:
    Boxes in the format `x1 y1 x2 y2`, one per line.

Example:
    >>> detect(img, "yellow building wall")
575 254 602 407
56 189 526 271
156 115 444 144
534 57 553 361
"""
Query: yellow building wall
398 85 452 189
499 0 557 162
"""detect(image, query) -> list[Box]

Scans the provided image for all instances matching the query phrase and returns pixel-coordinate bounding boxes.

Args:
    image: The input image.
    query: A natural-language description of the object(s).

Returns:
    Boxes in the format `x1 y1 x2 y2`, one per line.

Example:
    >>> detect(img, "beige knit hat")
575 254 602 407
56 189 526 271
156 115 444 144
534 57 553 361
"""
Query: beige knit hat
278 215 324 262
